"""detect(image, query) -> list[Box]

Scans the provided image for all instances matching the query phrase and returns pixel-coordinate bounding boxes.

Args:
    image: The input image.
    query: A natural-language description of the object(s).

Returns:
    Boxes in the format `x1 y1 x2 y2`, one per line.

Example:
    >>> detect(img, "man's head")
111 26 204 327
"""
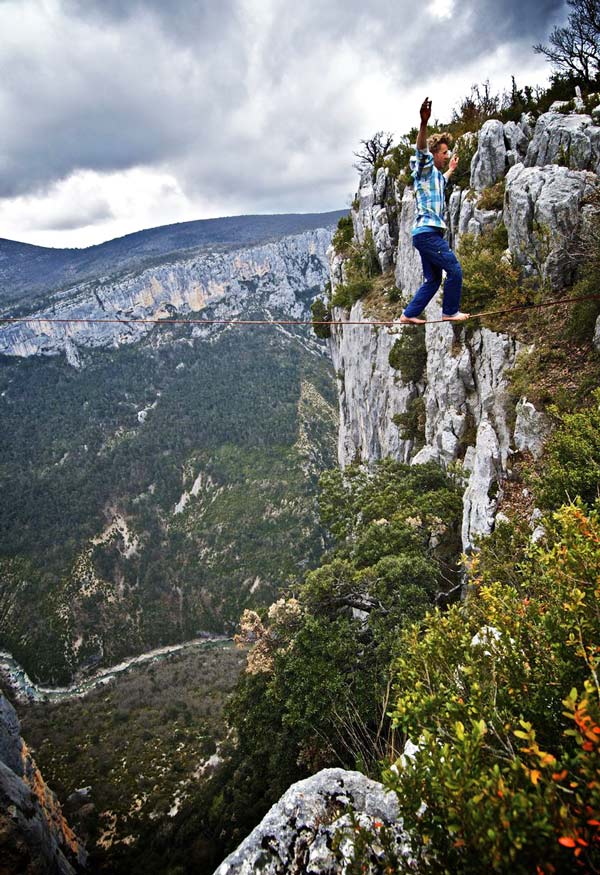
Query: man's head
428 132 454 170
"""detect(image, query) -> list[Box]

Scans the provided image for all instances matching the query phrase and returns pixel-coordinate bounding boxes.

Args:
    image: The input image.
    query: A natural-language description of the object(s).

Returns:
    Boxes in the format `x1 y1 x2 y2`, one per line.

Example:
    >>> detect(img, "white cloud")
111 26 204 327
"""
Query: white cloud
428 0 455 20
0 168 199 248
0 0 560 248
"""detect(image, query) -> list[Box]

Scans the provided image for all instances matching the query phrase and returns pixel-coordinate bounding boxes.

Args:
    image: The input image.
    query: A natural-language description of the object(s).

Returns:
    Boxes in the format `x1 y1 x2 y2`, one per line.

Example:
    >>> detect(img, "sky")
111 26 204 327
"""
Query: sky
0 0 566 249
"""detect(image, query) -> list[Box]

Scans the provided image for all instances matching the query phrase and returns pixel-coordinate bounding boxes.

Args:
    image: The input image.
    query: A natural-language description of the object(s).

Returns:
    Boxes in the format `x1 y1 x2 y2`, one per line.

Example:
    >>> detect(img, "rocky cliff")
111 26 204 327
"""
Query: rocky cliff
329 106 599 551
0 229 333 365
211 103 600 875
0 692 87 874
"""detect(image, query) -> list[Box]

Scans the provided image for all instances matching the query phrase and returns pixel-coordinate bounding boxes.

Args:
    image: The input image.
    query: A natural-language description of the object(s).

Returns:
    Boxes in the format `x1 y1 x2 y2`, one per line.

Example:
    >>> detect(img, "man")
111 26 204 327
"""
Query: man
400 97 469 325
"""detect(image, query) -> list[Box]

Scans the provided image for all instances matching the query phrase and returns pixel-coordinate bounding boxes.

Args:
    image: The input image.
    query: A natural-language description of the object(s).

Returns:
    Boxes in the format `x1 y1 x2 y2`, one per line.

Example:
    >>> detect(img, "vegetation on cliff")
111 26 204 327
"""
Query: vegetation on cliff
0 324 337 683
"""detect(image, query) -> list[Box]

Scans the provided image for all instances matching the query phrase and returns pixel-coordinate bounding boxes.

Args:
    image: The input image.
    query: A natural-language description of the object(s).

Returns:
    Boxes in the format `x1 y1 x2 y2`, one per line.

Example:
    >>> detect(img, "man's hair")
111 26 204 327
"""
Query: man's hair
428 132 454 153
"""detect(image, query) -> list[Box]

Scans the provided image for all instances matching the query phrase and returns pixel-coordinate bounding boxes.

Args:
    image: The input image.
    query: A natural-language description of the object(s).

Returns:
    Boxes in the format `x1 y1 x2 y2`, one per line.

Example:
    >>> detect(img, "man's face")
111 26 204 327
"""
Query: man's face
433 143 450 170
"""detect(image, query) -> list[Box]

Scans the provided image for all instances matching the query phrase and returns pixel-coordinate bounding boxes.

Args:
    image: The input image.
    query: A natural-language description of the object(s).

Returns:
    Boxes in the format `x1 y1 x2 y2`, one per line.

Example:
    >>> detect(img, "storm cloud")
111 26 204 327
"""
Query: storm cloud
0 0 567 246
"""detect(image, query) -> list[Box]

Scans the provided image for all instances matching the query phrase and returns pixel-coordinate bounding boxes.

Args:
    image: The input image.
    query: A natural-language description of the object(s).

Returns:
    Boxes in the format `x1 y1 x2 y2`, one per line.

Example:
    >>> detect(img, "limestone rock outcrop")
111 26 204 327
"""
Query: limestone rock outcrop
469 116 532 190
504 162 595 288
213 768 410 875
327 107 600 551
470 119 508 189
524 111 600 173
0 693 87 874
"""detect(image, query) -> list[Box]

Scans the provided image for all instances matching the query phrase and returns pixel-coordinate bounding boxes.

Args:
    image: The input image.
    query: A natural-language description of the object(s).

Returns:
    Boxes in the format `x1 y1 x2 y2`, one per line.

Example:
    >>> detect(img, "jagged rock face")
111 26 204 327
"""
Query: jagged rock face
470 119 508 189
0 694 87 874
329 109 600 551
354 167 396 273
394 187 422 294
213 768 410 875
449 190 502 249
0 229 332 362
403 309 518 550
329 303 415 465
470 116 532 190
514 398 553 459
504 163 594 289
525 111 600 173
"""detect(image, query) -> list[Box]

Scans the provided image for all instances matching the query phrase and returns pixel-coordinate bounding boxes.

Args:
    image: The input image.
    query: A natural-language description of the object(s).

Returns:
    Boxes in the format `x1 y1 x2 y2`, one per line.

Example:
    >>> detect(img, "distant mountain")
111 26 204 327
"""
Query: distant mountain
0 211 346 309
0 213 340 684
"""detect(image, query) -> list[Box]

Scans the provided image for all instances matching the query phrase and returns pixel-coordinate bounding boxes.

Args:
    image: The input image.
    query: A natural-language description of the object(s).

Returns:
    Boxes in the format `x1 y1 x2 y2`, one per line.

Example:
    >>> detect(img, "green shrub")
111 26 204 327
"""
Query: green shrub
565 277 600 343
331 229 382 310
332 214 354 254
383 502 600 874
310 297 332 339
457 224 525 315
331 278 373 309
380 137 413 189
393 397 426 448
389 330 427 383
536 390 600 510
476 180 506 211
226 459 462 789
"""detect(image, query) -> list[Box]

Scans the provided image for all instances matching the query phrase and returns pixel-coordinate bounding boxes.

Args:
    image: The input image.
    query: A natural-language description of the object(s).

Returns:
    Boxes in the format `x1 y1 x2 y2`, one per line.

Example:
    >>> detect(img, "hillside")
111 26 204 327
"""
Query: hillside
0 210 346 309
0 216 340 684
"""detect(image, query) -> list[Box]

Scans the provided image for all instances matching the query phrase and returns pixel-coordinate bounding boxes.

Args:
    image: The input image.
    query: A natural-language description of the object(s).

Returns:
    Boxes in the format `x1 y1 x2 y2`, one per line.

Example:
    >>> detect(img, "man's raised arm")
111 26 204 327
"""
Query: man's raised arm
416 97 431 151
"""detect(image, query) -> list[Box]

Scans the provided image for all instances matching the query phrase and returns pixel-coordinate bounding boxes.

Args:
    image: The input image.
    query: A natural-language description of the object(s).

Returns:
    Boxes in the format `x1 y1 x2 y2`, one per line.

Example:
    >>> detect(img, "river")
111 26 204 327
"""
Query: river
0 636 231 704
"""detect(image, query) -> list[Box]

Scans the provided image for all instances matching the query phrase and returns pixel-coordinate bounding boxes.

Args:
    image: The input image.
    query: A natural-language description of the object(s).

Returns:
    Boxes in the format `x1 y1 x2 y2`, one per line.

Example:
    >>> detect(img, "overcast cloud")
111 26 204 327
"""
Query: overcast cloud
0 0 566 247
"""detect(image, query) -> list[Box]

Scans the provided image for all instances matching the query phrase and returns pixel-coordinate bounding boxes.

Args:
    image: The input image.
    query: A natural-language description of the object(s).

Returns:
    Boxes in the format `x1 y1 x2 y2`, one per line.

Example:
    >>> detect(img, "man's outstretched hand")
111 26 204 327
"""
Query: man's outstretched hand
449 153 459 173
420 97 432 125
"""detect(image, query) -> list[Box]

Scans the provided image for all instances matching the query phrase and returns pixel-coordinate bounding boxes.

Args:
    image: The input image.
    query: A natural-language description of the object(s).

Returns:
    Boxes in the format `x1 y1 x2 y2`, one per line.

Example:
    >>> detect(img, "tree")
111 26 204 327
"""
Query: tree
451 81 500 131
534 0 600 85
353 131 394 171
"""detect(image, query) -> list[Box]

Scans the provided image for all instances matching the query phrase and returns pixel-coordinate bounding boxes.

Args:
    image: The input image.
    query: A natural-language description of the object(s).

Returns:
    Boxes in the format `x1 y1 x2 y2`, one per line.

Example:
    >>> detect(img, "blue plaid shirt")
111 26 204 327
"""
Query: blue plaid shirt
410 147 446 236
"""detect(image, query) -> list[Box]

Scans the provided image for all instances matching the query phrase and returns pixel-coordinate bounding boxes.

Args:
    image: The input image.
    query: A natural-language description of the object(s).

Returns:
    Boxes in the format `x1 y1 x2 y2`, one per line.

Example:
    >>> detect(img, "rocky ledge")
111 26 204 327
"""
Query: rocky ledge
213 768 410 875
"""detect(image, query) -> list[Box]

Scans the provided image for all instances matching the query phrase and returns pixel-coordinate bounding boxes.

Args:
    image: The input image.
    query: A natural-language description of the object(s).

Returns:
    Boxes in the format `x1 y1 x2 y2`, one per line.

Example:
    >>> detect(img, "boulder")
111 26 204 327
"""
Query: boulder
525 111 600 173
213 768 411 874
470 120 507 190
513 398 553 458
504 163 593 289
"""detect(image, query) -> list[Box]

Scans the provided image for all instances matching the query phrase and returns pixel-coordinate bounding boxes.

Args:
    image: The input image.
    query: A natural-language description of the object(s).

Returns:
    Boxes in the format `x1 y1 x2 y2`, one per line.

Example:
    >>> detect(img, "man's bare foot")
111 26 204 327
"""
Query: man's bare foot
400 314 427 324
442 312 470 321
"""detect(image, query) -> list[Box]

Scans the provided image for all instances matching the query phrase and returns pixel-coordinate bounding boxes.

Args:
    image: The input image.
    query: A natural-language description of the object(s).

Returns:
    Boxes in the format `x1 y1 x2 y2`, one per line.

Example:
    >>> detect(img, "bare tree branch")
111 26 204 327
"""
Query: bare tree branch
353 131 394 172
534 0 600 84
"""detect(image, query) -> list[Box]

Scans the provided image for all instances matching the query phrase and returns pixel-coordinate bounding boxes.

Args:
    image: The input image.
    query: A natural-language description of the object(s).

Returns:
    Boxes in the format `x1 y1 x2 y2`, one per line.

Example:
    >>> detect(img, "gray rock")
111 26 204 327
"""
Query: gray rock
447 188 463 250
394 187 423 296
520 113 535 140
525 111 600 173
594 315 600 351
374 167 388 203
504 121 529 159
213 768 410 875
504 163 592 289
470 120 507 190
462 420 502 550
513 398 553 458
0 695 23 777
373 206 394 272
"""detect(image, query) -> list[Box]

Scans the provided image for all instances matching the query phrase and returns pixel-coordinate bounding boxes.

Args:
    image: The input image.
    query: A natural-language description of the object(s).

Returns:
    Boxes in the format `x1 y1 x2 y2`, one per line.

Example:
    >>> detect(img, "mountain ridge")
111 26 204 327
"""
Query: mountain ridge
0 210 347 309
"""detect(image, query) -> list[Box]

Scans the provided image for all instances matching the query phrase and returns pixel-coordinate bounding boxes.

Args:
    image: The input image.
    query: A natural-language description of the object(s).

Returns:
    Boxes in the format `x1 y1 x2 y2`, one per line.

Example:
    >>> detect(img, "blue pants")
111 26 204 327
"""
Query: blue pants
403 230 463 318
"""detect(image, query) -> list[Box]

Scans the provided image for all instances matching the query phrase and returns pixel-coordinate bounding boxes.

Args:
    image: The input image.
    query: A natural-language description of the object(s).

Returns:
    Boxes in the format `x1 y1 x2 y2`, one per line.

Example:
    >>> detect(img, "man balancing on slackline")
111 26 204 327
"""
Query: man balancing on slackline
400 96 470 325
